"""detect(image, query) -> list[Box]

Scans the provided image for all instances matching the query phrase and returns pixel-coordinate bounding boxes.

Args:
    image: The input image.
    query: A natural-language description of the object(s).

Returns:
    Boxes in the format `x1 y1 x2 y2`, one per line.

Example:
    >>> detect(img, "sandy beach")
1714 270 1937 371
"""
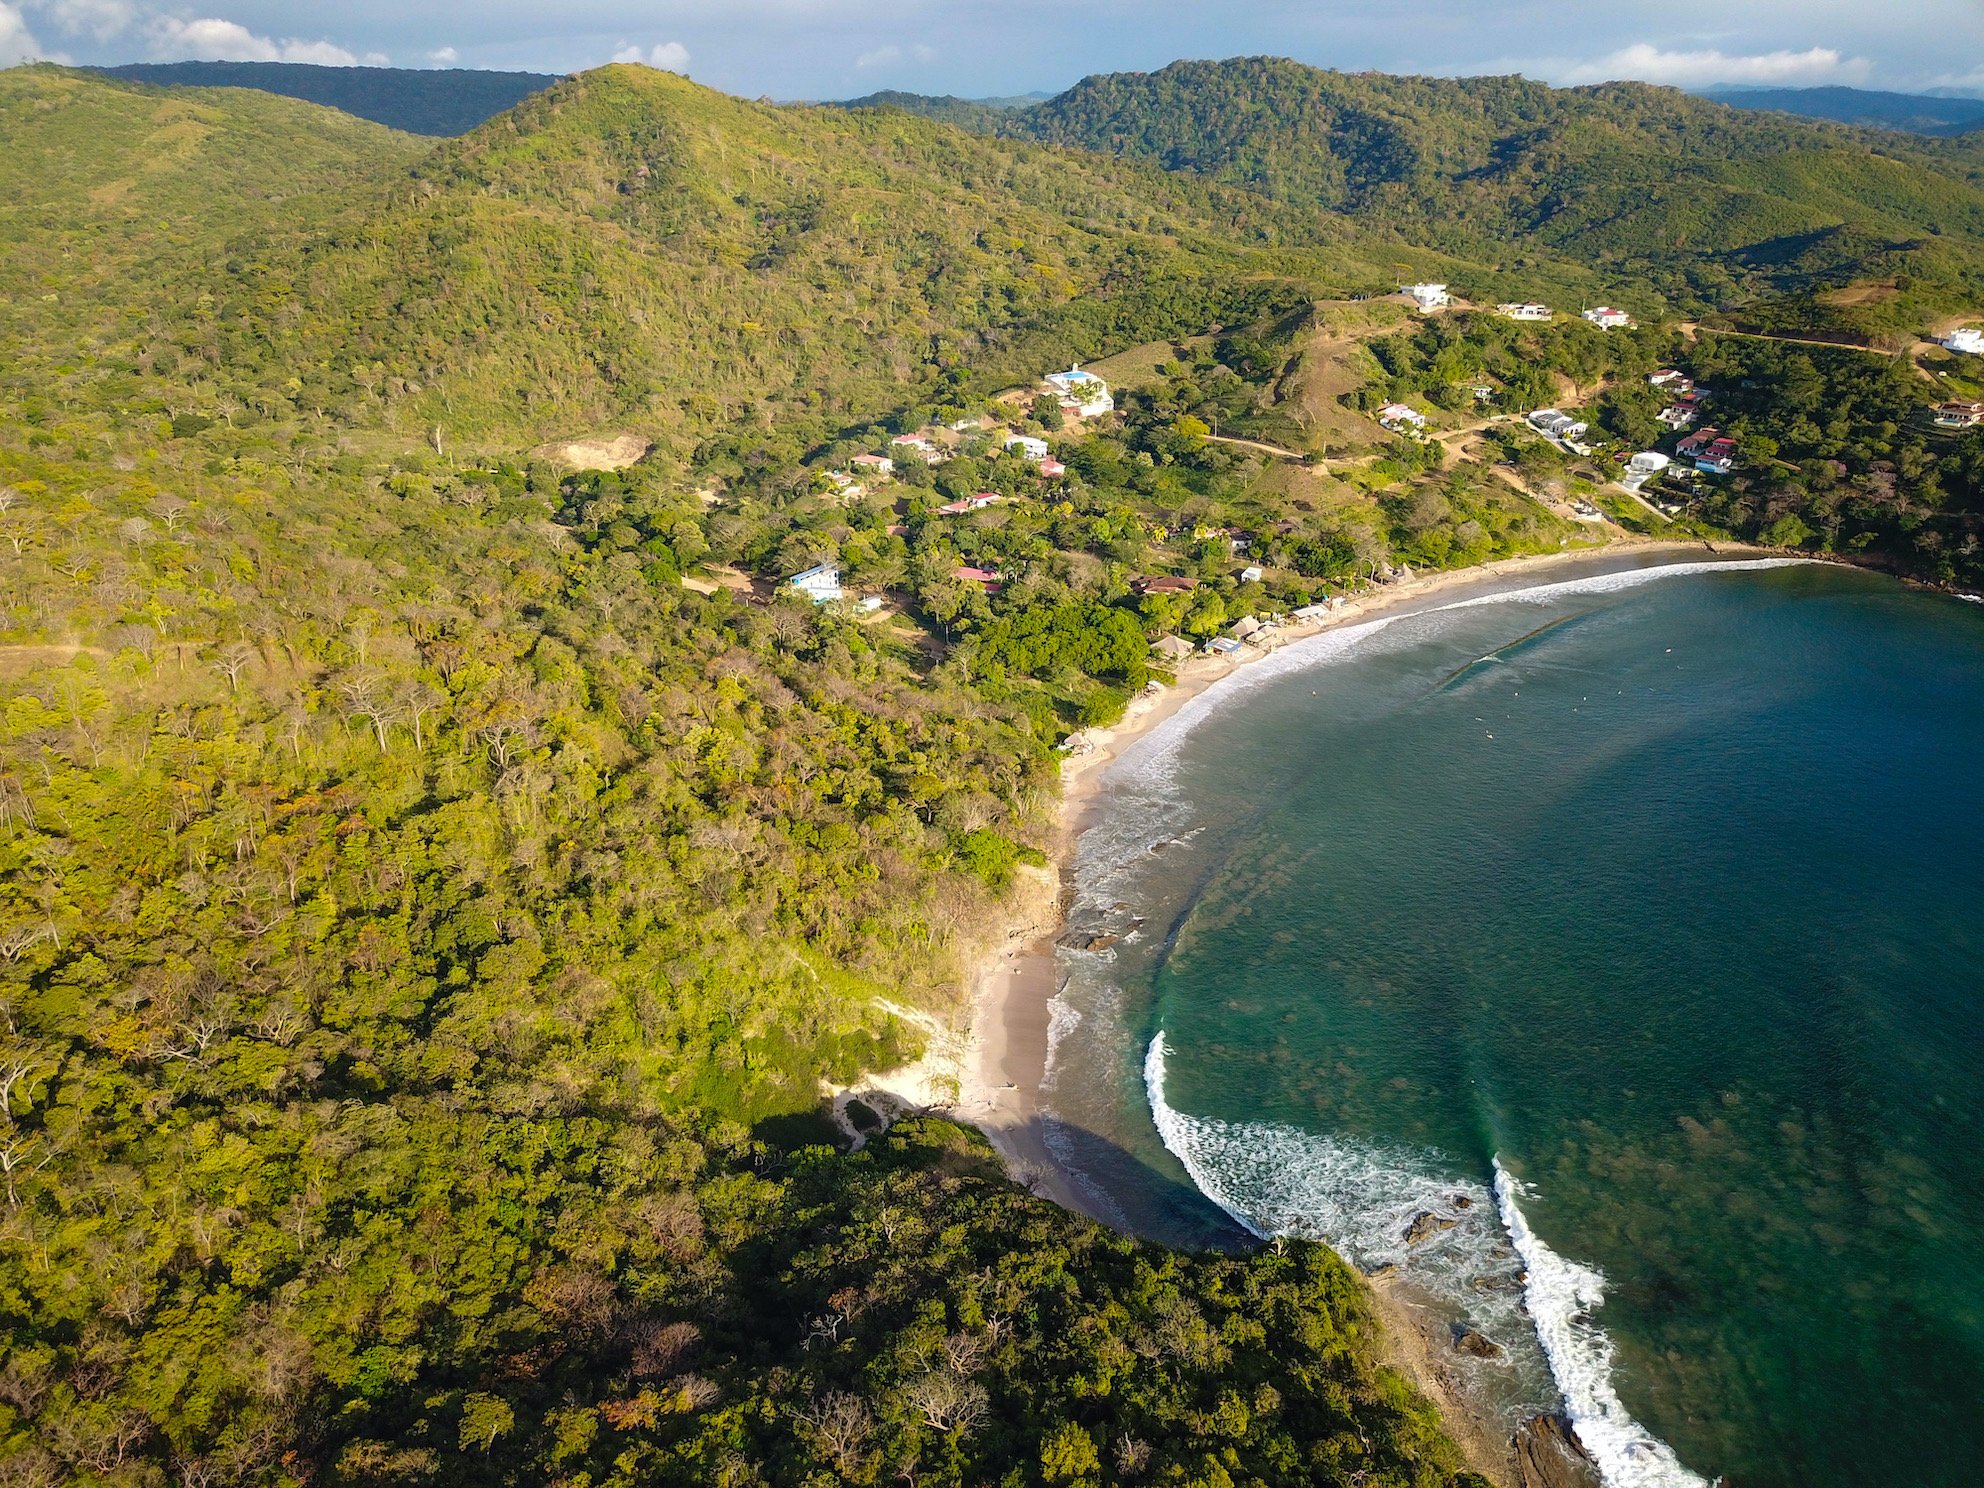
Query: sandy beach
834 535 1773 1483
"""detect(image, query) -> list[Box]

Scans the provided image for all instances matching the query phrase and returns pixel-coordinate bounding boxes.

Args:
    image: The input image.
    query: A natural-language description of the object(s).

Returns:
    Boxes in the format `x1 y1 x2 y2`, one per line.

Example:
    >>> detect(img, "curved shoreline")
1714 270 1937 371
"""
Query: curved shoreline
846 537 1784 1482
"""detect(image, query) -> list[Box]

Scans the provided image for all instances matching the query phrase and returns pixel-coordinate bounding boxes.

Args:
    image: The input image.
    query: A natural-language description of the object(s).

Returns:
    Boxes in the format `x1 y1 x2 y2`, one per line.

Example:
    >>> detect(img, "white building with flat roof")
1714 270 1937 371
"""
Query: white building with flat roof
1403 283 1450 311
1943 328 1984 355
1044 367 1115 417
787 564 842 604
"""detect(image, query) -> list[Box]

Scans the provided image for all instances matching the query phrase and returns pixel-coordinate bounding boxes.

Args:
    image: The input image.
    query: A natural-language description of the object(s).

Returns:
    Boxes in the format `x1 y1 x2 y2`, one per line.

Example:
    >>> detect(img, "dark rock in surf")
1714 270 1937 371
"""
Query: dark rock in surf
1513 1412 1601 1488
1404 1211 1458 1245
1451 1326 1505 1360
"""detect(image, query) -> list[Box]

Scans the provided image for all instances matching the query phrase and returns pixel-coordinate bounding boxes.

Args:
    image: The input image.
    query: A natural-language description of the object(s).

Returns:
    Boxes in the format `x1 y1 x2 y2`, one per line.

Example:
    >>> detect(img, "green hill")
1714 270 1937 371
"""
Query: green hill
23 64 1432 456
0 66 427 303
989 58 1984 322
91 60 559 135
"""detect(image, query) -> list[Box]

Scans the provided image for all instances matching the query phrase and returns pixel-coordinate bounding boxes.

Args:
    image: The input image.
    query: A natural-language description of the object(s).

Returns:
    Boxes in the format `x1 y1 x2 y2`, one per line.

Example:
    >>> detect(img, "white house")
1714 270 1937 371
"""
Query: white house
850 452 894 476
1943 328 1984 355
787 563 842 604
1378 402 1428 430
1044 367 1115 417
1628 451 1671 475
1239 565 1265 583
890 434 946 465
1582 307 1632 330
1403 283 1450 311
1528 408 1589 441
1649 369 1693 391
1005 435 1050 461
1497 302 1552 322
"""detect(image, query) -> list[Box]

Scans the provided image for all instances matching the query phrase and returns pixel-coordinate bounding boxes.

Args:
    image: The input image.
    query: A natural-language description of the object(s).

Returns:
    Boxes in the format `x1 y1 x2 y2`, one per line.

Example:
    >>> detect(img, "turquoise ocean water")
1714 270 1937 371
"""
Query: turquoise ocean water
1041 556 1984 1488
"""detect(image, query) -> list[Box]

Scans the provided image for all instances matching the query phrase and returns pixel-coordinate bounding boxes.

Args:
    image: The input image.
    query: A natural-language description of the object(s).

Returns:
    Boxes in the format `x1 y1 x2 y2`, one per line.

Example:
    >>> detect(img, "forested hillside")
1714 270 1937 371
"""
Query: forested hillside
905 57 1984 327
92 61 558 135
3 55 1984 1488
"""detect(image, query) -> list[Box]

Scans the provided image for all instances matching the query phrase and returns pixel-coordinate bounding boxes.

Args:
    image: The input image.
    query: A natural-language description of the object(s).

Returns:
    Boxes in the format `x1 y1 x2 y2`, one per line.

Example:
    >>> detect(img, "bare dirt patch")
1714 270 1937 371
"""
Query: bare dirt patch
532 433 652 470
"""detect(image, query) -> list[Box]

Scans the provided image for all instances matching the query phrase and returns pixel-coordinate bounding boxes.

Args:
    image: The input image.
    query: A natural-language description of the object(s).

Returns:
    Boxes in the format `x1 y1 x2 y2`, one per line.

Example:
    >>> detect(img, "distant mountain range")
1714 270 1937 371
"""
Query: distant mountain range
1701 84 1984 137
88 59 558 135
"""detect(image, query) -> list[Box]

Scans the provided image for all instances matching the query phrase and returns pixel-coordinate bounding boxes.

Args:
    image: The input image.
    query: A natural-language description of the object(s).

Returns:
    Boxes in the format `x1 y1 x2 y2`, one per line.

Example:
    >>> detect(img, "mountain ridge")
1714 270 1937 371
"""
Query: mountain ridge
87 58 559 134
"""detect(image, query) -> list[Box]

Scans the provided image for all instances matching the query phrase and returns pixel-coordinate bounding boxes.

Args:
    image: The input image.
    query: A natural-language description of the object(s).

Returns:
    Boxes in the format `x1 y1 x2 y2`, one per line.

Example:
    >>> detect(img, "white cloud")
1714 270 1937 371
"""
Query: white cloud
429 45 457 65
36 0 135 40
146 14 362 65
1562 43 1872 88
610 40 689 71
855 42 935 70
0 2 48 64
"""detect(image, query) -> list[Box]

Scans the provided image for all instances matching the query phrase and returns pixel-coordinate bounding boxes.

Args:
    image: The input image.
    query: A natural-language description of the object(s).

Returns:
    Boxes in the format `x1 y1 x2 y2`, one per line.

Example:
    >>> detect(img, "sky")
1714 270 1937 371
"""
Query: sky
3 0 1984 102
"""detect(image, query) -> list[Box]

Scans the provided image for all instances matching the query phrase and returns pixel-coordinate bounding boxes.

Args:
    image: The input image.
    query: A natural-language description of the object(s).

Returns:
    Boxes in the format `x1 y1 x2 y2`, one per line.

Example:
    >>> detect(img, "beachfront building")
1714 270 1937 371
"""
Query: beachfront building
1150 634 1195 665
1004 435 1050 461
1942 328 1984 355
1044 367 1115 417
1583 306 1632 330
787 563 842 604
1498 302 1552 321
1402 282 1450 312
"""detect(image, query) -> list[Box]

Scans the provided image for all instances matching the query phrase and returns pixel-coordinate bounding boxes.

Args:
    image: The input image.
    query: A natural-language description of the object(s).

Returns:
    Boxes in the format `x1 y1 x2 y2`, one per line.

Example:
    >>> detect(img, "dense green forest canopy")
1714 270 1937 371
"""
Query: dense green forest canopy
855 57 1984 328
2 55 1984 1488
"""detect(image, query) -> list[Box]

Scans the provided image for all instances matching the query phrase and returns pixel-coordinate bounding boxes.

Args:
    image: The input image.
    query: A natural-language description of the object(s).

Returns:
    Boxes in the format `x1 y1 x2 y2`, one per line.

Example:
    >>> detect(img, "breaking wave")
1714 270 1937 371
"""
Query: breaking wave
1495 1163 1713 1488
1146 1032 1712 1486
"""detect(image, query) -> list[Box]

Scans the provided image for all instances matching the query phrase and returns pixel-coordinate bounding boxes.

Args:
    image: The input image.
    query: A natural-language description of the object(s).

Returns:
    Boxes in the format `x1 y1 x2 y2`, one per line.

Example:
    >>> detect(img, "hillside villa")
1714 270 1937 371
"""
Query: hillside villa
851 452 894 476
1497 302 1552 321
1678 427 1737 475
1402 282 1450 311
954 565 1002 594
1378 402 1429 432
1134 574 1200 597
1528 408 1588 442
1649 369 1693 392
1583 306 1632 329
1935 400 1984 429
890 434 947 465
1039 457 1066 478
1658 392 1705 429
937 492 1002 514
1044 367 1115 417
788 563 842 603
1942 328 1984 355
1005 434 1050 461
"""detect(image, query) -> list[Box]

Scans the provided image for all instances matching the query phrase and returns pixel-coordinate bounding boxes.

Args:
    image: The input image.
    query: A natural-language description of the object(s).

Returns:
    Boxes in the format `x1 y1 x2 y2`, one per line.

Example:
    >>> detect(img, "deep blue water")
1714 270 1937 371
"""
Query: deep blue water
1044 559 1984 1488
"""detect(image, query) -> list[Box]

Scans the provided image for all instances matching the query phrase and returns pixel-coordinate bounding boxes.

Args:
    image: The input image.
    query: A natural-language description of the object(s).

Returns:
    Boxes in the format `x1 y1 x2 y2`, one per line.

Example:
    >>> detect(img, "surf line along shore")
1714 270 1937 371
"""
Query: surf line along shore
831 536 1773 1486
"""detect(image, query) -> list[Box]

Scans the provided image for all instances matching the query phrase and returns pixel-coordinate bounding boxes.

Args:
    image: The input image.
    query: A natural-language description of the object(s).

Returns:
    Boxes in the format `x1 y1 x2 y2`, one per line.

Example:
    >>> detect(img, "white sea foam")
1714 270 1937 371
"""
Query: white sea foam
1494 1163 1713 1488
1037 991 1082 1093
1144 1035 1543 1399
1146 1032 1714 1485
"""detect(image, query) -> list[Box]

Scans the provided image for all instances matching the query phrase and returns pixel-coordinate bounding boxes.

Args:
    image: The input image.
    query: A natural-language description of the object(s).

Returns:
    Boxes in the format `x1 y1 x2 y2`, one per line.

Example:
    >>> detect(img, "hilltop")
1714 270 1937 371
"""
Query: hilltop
89 59 559 135
855 57 1984 335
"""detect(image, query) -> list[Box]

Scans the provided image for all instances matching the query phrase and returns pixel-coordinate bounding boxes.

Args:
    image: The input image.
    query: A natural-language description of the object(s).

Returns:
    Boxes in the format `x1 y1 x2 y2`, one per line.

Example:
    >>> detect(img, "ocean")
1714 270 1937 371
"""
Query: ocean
1040 555 1984 1488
